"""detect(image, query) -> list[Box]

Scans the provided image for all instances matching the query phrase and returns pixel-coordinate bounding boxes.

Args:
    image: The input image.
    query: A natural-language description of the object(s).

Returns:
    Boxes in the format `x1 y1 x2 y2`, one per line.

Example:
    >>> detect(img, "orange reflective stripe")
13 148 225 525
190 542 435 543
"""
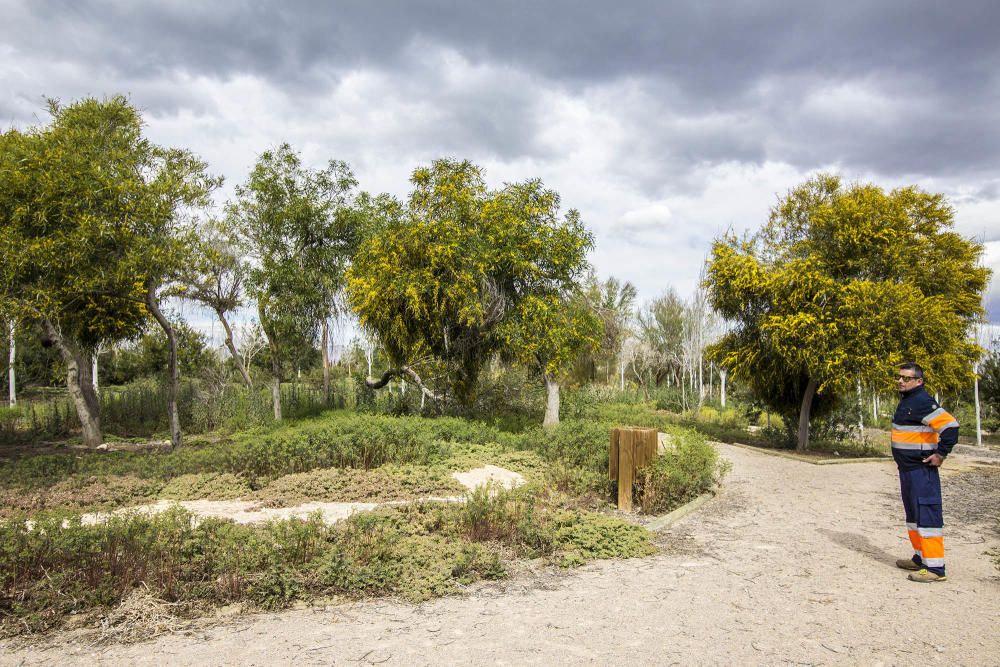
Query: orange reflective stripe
891 430 938 444
921 536 944 559
908 529 921 550
926 411 958 432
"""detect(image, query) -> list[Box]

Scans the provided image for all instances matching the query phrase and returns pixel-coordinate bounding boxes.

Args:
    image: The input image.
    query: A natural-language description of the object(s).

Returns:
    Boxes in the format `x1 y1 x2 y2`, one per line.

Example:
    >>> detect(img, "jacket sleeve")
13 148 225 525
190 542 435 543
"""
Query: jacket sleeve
922 407 959 457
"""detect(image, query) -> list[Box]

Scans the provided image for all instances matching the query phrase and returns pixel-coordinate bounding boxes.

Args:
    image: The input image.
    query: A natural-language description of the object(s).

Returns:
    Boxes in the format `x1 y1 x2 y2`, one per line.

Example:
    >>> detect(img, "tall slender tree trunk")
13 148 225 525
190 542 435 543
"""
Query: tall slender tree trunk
258 304 282 421
543 373 560 429
720 369 727 408
216 308 252 387
321 318 331 404
796 378 818 452
146 288 181 449
92 353 99 395
857 378 864 440
270 350 282 421
7 321 15 407
681 366 687 411
974 364 983 447
41 319 102 447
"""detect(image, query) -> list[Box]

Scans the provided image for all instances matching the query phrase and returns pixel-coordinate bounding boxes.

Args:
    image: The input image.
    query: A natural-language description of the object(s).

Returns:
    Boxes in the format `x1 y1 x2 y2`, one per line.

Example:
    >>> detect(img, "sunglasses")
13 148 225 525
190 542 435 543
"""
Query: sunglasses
896 375 921 382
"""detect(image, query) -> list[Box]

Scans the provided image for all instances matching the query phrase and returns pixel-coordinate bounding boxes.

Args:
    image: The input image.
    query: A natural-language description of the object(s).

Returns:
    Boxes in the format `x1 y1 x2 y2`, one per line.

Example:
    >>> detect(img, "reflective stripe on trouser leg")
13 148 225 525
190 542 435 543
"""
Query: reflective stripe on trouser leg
918 527 944 568
907 522 922 559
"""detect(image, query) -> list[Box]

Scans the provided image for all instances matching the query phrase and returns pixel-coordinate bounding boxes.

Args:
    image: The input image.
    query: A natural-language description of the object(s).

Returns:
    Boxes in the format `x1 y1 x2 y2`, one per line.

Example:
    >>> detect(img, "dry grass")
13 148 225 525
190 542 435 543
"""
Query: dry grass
96 585 188 645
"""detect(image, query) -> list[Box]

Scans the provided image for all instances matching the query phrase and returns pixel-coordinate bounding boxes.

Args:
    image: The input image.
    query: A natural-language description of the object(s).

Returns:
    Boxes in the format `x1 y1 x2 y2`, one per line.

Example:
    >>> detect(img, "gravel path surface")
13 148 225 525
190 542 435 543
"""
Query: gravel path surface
5 444 999 666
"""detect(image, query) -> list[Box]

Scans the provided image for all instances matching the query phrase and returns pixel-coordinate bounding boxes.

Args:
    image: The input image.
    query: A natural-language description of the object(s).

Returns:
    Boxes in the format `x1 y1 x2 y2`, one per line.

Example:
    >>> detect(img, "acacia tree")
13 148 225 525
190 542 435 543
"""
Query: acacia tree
0 97 216 447
346 159 594 411
230 143 358 420
502 292 600 427
706 174 990 451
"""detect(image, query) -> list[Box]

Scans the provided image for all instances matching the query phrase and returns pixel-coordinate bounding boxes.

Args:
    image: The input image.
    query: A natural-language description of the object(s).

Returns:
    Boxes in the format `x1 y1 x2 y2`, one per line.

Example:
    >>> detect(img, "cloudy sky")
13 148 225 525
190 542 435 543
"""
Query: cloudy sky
3 0 1000 333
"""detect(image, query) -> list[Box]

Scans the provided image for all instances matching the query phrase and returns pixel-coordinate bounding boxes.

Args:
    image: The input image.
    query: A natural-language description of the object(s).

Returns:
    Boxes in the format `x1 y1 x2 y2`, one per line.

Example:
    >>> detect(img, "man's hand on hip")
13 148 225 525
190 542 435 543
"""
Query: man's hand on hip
922 453 944 467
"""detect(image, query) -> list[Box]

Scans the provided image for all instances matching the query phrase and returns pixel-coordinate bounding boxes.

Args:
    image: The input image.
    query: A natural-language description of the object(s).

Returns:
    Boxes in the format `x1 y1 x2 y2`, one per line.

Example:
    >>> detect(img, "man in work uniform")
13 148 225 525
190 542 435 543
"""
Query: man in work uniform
892 362 958 583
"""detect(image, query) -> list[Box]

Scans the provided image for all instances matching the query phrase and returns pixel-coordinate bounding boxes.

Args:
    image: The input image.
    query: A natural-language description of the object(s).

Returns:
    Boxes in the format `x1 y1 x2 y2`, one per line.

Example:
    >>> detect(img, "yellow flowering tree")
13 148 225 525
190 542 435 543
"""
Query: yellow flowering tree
346 159 594 414
0 97 217 447
706 174 990 451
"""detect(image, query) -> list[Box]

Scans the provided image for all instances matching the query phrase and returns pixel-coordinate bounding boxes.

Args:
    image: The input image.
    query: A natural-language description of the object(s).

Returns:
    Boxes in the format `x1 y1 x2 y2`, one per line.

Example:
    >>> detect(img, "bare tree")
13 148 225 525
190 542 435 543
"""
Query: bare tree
183 220 252 387
235 322 267 383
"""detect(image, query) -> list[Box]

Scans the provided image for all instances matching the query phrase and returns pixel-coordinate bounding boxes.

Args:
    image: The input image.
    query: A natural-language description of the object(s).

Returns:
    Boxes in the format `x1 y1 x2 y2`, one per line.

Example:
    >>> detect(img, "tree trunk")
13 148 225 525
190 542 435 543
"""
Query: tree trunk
91 353 99 394
543 373 560 429
41 319 102 447
796 377 818 452
147 288 182 449
857 378 864 440
974 364 983 447
681 366 687 411
7 321 15 407
321 318 331 404
217 308 252 387
720 369 727 408
258 303 282 421
269 345 282 421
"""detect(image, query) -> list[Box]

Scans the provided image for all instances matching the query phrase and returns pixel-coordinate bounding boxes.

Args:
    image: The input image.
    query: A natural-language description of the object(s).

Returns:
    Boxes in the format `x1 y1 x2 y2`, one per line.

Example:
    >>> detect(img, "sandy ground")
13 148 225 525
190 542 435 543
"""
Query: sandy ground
5 444 999 666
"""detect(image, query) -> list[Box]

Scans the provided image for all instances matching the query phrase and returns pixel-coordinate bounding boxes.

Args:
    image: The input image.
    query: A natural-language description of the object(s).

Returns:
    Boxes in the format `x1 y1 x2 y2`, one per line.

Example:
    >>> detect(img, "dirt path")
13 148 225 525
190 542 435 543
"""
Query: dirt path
6 444 1000 666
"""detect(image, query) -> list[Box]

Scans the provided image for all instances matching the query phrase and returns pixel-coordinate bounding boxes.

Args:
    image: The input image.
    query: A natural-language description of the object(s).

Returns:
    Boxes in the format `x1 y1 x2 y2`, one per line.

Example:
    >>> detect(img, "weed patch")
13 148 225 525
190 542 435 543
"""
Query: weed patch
159 473 253 501
551 511 656 568
253 465 465 506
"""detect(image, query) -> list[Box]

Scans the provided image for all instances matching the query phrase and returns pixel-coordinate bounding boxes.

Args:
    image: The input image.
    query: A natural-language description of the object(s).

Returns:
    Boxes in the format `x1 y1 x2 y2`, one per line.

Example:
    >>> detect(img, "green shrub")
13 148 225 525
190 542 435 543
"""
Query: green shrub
253 465 464 506
159 473 252 501
551 511 655 567
634 431 728 514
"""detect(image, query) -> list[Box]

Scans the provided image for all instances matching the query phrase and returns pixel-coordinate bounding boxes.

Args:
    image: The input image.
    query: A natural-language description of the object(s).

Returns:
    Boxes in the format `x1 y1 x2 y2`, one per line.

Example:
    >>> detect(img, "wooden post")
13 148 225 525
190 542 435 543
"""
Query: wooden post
611 427 661 511
617 428 635 511
609 428 620 481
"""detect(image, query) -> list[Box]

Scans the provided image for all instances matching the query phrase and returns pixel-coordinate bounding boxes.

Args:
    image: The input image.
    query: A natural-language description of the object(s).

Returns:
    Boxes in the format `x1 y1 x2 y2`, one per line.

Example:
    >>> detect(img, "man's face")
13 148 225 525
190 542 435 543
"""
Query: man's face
897 370 923 392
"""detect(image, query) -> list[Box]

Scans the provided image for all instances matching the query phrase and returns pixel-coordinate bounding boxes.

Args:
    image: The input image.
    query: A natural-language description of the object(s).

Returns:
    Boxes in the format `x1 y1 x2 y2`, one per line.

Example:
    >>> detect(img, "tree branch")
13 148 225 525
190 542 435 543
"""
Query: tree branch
366 366 443 401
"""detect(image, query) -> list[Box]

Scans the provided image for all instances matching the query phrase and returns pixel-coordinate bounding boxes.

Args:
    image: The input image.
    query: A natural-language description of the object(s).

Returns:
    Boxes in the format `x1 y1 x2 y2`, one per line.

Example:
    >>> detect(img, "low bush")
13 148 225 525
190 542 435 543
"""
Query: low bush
635 431 728 514
0 486 655 635
550 511 656 567
159 473 253 501
253 465 464 506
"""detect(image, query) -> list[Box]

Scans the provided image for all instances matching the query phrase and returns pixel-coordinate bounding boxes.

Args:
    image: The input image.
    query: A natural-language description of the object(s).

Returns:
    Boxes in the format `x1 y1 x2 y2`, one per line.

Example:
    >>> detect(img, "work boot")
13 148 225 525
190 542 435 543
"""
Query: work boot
908 568 947 583
895 558 921 571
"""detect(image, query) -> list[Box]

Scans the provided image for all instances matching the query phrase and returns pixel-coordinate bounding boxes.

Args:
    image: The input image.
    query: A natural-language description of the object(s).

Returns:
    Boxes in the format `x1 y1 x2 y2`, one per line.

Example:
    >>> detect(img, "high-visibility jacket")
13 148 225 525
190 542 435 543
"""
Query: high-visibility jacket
891 385 958 470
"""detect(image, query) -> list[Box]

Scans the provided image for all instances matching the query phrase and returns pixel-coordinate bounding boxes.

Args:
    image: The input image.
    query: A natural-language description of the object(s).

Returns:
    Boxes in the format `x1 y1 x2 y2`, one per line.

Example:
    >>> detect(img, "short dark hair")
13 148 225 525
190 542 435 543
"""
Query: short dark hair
899 362 924 379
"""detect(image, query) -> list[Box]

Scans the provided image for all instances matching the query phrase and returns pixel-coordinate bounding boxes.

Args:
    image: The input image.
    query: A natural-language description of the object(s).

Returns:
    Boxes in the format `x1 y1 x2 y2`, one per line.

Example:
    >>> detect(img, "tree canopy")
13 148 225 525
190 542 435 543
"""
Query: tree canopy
705 174 990 450
346 159 594 408
229 143 359 419
0 96 217 446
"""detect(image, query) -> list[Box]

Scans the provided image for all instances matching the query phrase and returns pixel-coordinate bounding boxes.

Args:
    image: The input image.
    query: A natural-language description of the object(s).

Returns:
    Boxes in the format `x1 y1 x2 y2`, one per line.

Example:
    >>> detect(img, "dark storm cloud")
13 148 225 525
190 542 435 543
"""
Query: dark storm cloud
982 288 1000 323
3 0 999 185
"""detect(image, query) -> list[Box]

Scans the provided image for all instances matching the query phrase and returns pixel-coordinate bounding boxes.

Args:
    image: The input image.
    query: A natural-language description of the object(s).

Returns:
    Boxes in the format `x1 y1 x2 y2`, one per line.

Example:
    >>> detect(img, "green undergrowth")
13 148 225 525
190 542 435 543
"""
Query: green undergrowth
0 405 728 637
0 410 724 513
0 486 654 636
